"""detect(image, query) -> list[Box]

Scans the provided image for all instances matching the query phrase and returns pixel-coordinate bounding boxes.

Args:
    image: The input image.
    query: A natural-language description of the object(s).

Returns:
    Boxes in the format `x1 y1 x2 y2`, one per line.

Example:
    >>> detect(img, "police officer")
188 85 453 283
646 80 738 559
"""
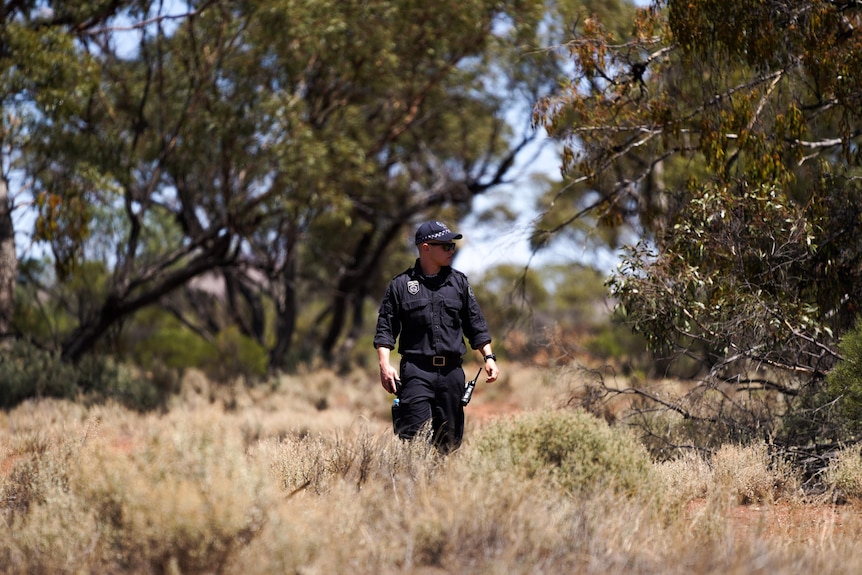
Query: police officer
374 220 499 452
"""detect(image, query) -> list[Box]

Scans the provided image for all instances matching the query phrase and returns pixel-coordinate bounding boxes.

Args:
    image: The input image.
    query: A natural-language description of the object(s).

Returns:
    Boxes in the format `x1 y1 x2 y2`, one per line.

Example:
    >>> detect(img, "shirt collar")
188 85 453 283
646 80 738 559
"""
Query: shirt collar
411 259 451 281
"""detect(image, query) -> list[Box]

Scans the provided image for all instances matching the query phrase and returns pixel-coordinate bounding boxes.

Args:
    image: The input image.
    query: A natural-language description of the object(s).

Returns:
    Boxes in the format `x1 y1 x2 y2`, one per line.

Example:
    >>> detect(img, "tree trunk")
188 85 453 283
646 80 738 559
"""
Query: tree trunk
321 287 348 360
334 283 368 373
269 256 298 371
320 225 394 358
0 174 16 345
225 269 266 343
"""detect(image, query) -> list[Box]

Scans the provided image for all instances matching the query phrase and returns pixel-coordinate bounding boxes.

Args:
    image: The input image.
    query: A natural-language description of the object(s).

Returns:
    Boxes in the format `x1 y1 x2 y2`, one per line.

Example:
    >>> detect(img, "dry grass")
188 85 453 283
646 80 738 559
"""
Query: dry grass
1 363 861 574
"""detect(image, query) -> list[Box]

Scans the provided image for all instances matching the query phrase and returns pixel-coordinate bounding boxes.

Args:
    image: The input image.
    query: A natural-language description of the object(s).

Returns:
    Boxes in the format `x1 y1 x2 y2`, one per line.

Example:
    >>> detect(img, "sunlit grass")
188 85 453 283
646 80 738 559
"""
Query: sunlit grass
1 365 861 574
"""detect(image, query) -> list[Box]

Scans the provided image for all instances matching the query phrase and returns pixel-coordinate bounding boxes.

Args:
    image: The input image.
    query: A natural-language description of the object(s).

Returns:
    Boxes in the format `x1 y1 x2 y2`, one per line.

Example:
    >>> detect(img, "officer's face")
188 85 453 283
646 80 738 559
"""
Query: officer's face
425 242 456 265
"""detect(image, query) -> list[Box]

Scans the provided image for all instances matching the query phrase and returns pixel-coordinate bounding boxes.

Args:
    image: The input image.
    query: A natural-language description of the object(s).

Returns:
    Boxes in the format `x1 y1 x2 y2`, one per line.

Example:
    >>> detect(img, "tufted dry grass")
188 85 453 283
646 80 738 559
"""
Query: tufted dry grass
1 364 861 574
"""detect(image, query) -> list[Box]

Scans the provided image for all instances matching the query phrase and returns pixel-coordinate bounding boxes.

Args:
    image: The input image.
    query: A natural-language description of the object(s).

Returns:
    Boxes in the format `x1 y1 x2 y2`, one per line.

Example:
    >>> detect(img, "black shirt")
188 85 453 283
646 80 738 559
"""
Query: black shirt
374 260 491 356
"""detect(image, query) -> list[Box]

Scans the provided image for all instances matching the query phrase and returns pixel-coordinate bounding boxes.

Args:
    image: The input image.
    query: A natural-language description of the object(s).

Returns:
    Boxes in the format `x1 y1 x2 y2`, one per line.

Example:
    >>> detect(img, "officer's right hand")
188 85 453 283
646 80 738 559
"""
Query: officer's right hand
380 364 399 394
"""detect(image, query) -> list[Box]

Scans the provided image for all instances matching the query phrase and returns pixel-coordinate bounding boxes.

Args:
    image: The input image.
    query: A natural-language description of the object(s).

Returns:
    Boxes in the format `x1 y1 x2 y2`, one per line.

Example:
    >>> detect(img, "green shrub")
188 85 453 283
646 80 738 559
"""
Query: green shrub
786 317 862 447
211 327 268 380
825 318 862 438
134 320 267 382
0 340 78 407
0 340 172 411
586 320 649 368
77 354 175 411
470 409 655 496
132 322 216 371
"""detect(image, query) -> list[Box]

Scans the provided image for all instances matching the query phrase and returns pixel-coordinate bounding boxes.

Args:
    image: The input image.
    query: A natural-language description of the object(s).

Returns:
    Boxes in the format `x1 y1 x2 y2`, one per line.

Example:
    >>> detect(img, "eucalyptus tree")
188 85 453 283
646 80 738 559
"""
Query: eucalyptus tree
8 0 617 371
533 0 862 450
1 1 135 343
236 0 585 368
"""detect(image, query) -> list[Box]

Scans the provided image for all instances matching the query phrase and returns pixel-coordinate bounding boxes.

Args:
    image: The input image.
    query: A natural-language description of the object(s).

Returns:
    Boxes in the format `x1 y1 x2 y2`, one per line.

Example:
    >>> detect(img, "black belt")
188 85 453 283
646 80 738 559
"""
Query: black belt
405 354 462 368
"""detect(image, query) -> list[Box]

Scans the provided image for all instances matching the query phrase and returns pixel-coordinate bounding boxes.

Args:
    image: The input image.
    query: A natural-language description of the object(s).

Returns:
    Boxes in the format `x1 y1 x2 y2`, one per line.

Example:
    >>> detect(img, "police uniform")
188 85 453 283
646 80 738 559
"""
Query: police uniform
374 260 491 452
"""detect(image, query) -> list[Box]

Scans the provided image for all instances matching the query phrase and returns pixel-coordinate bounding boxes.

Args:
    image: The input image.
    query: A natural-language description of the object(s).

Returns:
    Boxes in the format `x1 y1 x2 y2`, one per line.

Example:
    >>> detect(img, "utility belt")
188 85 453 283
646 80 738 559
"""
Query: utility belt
403 354 463 369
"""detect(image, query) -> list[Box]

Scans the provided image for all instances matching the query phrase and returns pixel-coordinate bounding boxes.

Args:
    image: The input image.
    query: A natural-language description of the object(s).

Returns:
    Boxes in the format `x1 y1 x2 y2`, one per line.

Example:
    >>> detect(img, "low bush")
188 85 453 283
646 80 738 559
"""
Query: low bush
72 409 271 573
825 448 862 500
824 318 862 439
0 340 79 407
2 389 861 574
712 443 797 505
780 318 862 454
469 408 656 497
0 339 173 411
132 316 268 382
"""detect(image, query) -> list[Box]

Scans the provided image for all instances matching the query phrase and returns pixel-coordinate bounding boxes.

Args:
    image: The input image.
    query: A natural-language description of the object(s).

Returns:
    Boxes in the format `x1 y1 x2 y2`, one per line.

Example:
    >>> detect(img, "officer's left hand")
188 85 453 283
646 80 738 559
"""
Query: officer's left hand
484 358 498 383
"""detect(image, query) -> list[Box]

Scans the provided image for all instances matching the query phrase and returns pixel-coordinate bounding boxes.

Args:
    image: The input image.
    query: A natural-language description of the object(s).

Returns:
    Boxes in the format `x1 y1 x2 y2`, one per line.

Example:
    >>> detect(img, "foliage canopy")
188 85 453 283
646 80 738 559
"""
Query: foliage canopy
533 0 862 452
2 0 600 379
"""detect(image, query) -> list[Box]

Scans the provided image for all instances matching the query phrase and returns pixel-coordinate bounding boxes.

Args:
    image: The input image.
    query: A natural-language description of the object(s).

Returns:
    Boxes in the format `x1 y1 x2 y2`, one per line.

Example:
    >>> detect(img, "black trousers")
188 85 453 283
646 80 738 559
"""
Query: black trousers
392 357 465 453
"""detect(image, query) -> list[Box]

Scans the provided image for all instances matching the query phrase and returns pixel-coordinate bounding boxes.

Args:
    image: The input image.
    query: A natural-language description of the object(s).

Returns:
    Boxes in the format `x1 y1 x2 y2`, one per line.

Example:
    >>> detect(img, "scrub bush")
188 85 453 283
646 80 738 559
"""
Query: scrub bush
0 340 78 407
72 409 270 573
470 408 656 496
783 318 862 452
826 448 862 500
825 319 862 438
0 339 171 411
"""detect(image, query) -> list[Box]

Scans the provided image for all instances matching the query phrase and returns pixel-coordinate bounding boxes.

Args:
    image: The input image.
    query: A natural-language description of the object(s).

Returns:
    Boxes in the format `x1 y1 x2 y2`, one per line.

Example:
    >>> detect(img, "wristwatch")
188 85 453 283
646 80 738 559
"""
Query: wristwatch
483 353 497 362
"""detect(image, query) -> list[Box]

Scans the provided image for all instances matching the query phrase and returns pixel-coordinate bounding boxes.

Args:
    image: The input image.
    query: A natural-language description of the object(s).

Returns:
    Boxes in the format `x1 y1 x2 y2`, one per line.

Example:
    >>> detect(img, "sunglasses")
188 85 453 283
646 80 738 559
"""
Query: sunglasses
427 242 457 252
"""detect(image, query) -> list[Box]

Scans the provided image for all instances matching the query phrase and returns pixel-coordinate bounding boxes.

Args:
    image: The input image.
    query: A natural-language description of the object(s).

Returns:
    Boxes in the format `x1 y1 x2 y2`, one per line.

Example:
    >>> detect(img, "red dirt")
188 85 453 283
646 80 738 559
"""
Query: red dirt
466 399 521 422
686 499 852 542
0 453 22 477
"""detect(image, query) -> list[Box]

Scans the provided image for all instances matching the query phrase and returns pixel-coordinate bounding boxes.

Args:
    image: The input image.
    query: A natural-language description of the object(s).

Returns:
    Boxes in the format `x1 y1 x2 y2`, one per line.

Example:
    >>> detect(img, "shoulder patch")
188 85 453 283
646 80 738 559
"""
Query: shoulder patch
468 285 475 299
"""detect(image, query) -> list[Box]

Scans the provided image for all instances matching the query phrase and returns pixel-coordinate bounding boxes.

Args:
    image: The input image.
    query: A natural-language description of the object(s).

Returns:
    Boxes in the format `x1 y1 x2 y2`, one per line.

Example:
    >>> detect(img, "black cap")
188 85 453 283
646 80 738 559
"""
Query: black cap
414 220 463 245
